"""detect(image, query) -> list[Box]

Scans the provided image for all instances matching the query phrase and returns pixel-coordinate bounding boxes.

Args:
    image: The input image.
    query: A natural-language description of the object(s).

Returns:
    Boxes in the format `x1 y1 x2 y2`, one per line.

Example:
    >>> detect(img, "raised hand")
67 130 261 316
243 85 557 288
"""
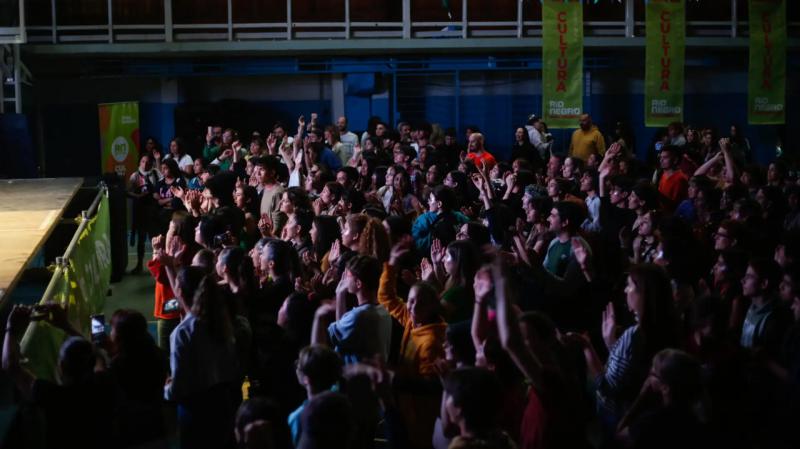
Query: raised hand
206 126 214 144
322 265 340 287
151 235 165 252
171 185 185 199
328 239 342 265
430 239 445 265
473 267 492 303
335 271 351 297
601 302 617 349
389 237 412 266
219 148 234 161
504 172 516 189
313 197 324 215
420 257 434 281
571 237 590 270
6 304 32 334
258 213 273 237
719 137 731 153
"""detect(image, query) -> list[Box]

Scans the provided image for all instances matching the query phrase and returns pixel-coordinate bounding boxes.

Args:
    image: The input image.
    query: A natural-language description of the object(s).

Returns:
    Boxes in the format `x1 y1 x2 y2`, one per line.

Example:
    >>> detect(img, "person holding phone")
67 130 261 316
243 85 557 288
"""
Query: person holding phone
3 303 115 449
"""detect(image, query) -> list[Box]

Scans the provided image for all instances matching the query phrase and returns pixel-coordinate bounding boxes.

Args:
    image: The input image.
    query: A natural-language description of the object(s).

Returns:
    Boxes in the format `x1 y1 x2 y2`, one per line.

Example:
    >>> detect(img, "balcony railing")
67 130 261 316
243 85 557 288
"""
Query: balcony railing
2 0 799 46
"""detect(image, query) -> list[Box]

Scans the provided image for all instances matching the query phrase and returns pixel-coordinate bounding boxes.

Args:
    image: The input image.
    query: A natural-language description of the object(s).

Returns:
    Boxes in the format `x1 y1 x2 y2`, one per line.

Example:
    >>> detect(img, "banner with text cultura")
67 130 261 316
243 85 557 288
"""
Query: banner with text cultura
542 0 583 129
645 0 685 127
749 0 785 125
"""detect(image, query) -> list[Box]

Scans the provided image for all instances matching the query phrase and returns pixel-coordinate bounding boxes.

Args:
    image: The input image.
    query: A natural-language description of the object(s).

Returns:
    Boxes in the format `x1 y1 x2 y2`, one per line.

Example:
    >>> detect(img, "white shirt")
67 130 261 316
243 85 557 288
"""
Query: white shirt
339 131 358 155
164 153 194 171
526 125 553 159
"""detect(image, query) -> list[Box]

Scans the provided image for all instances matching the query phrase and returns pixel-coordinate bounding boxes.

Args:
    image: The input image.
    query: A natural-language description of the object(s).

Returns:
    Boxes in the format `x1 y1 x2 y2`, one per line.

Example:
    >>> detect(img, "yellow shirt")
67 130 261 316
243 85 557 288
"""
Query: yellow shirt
569 125 606 161
378 263 447 449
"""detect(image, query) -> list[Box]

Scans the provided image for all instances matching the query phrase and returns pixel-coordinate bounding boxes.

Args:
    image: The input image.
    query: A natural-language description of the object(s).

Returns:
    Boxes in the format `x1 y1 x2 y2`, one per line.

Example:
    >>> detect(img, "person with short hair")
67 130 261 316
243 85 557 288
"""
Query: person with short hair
656 145 689 212
464 132 497 170
298 391 354 449
440 367 516 449
254 156 287 235
569 114 606 162
412 185 470 256
337 116 359 156
288 345 343 446
740 258 791 355
314 255 392 364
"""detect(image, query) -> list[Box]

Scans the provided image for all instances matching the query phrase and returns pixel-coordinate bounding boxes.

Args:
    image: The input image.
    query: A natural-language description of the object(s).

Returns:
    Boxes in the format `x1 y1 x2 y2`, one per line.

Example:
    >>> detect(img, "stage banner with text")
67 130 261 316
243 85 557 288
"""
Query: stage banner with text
99 101 140 178
645 0 685 127
749 0 786 124
20 195 111 381
542 0 583 129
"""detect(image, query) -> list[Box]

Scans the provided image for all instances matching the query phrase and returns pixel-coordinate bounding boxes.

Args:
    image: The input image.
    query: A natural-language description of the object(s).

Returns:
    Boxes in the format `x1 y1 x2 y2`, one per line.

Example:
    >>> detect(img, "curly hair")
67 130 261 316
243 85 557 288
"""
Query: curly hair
346 214 390 263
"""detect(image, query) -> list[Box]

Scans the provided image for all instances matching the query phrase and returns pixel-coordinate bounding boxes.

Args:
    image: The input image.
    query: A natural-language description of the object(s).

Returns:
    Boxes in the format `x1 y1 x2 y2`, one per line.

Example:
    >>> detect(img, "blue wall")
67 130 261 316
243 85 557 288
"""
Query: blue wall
36 55 797 177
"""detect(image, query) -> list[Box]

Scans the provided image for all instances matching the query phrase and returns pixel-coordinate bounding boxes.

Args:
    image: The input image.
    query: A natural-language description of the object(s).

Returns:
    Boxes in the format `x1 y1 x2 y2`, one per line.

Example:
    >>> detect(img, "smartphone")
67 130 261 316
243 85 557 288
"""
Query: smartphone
162 298 180 314
91 314 105 336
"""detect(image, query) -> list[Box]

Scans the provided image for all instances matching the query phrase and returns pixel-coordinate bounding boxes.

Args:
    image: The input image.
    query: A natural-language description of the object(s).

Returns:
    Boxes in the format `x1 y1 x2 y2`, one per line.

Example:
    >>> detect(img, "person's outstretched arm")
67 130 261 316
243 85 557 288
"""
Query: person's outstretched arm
492 262 543 389
3 306 37 398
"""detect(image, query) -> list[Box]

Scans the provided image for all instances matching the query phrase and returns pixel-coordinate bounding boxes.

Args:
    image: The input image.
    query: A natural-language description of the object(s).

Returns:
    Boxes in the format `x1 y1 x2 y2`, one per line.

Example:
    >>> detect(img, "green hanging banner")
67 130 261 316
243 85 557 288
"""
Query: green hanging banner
748 0 786 125
644 0 685 127
542 0 583 129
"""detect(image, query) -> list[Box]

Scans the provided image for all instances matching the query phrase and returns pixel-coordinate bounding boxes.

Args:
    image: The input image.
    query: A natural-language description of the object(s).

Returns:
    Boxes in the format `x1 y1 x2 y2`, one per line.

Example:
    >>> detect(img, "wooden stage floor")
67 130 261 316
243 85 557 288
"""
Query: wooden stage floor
0 178 83 304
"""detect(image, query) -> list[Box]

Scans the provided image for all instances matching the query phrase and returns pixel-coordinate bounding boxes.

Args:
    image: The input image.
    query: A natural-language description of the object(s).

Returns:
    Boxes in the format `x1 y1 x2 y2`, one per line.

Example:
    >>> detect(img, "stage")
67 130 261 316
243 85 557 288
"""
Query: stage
0 178 83 304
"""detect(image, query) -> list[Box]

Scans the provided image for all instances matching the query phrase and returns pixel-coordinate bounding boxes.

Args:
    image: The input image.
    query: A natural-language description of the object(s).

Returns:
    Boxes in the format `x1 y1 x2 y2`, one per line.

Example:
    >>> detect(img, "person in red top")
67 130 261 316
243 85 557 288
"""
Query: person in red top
147 210 197 350
464 132 497 170
657 145 689 212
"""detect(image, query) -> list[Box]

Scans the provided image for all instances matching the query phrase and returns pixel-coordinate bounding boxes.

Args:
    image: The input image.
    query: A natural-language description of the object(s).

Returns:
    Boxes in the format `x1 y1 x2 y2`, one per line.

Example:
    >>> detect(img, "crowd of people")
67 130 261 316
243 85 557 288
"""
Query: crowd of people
3 111 799 449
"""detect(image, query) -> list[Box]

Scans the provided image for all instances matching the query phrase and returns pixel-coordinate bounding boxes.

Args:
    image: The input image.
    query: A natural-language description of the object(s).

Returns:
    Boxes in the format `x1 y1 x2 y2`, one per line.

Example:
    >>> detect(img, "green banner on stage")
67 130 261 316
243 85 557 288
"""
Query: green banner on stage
645 0 685 127
749 0 786 125
99 101 140 178
542 0 583 129
21 195 111 381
